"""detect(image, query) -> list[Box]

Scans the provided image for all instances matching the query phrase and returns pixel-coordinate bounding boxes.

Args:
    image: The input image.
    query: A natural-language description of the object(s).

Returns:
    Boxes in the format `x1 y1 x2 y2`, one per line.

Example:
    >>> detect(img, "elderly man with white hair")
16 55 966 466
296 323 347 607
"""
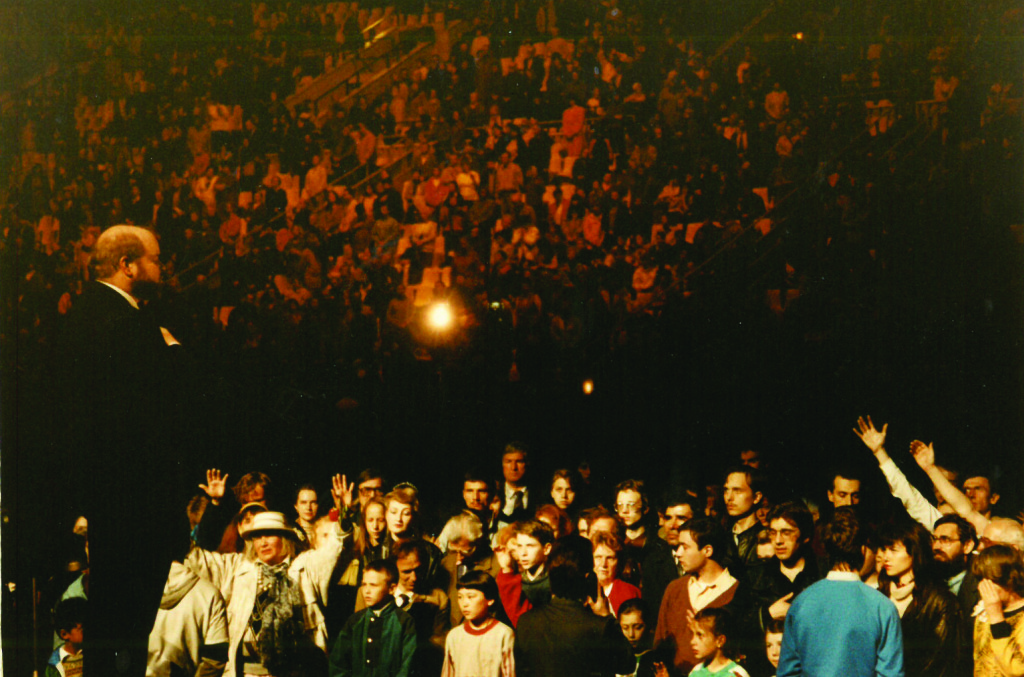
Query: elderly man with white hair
186 470 350 677
438 512 502 627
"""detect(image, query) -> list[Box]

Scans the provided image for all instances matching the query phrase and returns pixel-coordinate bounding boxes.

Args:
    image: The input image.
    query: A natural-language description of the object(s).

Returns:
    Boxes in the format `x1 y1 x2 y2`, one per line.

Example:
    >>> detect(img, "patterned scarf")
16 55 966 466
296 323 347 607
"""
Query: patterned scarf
251 560 305 673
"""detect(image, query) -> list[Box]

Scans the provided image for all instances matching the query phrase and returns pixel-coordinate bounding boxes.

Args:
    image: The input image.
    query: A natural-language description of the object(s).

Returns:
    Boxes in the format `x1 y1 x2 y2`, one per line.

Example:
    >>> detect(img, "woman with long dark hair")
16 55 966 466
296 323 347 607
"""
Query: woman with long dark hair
878 520 965 677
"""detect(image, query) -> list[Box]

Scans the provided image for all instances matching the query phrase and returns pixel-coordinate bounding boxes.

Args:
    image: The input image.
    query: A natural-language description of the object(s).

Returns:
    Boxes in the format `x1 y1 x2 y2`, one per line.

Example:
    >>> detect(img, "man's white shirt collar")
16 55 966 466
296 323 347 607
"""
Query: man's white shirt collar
98 281 139 309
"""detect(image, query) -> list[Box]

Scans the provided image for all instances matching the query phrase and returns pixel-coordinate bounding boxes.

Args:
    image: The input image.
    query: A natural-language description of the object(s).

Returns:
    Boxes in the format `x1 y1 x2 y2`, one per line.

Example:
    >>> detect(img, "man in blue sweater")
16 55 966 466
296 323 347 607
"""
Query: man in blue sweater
778 507 904 677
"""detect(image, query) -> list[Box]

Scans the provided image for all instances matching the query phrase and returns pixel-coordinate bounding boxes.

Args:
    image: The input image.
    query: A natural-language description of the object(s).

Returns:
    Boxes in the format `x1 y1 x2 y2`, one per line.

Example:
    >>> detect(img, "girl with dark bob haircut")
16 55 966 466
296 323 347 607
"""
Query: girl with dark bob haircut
877 520 965 677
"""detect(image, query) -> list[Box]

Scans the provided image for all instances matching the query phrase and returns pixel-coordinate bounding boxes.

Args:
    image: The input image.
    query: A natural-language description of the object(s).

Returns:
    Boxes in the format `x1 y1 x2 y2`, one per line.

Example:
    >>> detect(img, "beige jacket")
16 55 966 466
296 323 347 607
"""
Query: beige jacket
185 522 347 676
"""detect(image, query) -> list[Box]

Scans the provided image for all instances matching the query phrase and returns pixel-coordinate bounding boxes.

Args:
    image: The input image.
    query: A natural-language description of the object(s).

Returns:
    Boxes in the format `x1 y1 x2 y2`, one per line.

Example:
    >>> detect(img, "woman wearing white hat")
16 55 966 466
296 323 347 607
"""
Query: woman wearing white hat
186 470 350 677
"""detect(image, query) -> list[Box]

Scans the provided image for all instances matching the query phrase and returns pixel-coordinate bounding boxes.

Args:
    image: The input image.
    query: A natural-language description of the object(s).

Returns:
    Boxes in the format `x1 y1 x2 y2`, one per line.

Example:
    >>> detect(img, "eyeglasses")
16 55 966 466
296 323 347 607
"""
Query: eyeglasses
930 535 961 546
448 542 477 557
358 485 383 496
616 501 642 513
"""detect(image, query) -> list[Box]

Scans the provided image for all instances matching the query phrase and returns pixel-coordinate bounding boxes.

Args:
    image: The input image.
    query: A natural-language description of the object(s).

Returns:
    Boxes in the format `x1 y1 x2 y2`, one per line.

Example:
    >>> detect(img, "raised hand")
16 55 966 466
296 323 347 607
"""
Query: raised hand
199 469 228 504
653 663 669 677
331 474 351 510
909 440 936 471
853 416 888 455
768 592 795 620
334 474 354 509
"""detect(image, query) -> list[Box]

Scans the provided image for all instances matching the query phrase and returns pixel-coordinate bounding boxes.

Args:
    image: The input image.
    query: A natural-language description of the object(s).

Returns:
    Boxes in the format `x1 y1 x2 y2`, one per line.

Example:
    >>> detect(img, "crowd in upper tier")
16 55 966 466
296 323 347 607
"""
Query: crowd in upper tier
5 0 1020 403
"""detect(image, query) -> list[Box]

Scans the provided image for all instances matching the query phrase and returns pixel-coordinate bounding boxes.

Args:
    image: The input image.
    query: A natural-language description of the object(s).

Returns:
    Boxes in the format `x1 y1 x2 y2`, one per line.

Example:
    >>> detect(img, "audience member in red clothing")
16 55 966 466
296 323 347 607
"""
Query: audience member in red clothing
589 530 641 617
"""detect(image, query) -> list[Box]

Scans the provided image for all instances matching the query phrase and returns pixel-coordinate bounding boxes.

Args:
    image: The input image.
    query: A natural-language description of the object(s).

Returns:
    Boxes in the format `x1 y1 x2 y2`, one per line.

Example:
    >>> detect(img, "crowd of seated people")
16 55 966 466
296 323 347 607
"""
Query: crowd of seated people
42 423 1024 677
4 0 1020 408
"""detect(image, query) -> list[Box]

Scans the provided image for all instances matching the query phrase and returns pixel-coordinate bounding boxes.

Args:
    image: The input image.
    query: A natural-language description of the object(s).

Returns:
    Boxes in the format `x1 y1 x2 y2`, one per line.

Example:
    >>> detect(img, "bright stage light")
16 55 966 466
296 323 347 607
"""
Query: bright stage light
427 302 454 331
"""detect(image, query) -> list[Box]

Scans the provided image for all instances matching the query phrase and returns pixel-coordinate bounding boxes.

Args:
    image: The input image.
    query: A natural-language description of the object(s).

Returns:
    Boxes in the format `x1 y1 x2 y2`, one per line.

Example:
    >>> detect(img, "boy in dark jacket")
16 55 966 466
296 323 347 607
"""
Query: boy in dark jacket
330 560 417 677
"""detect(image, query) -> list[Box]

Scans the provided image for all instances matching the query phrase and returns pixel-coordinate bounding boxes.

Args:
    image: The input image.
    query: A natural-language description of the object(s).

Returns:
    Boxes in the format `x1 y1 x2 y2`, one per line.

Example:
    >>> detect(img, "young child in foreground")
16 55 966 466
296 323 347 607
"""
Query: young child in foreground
47 598 86 677
618 598 659 677
764 619 784 677
685 607 749 677
330 560 417 677
441 571 515 677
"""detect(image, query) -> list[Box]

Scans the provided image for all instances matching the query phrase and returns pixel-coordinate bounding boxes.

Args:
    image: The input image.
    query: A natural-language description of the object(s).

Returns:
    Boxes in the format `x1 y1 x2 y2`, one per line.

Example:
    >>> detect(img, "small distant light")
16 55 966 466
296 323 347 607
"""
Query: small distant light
794 32 804 40
490 301 501 310
427 303 454 331
582 379 594 395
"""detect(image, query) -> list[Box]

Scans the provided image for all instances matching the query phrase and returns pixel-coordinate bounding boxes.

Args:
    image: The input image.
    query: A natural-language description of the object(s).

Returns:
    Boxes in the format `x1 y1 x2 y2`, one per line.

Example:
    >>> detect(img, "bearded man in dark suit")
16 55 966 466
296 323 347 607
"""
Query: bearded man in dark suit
56 225 192 676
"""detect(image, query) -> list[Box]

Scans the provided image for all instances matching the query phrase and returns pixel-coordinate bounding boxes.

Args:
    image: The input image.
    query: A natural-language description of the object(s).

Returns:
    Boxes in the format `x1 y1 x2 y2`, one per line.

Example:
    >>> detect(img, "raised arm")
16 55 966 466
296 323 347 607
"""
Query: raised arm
854 417 942 530
198 468 229 506
186 469 241 591
909 440 990 535
194 468 233 550
303 474 351 596
333 473 361 533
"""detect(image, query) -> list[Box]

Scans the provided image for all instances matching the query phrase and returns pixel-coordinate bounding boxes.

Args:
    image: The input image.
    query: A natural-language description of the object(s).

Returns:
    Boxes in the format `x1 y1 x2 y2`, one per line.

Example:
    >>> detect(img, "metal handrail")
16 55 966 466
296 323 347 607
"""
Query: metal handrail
310 26 425 112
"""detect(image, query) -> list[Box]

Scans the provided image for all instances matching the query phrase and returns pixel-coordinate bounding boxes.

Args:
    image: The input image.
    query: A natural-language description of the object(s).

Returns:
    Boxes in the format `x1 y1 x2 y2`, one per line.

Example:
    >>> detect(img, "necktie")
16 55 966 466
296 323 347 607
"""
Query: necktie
512 490 524 513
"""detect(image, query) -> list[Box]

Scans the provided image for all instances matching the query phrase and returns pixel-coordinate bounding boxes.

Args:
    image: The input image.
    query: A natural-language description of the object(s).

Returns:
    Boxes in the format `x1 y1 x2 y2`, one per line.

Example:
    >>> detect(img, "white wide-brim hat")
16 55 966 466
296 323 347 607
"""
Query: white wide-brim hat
242 511 297 539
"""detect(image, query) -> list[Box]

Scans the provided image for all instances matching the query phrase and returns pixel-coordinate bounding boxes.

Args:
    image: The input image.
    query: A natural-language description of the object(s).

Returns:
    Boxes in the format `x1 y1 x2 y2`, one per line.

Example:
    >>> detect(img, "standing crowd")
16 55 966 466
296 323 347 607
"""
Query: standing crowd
48 423 1024 677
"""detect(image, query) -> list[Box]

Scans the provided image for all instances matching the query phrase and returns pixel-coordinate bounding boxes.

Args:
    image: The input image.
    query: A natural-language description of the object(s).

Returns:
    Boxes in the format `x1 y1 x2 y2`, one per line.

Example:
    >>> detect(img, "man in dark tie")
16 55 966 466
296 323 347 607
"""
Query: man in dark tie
496 442 536 530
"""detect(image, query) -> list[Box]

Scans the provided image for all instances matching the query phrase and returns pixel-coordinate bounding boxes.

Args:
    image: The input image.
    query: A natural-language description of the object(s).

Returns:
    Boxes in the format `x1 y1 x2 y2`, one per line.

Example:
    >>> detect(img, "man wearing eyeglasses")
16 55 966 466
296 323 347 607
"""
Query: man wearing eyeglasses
614 480 677 625
748 502 821 635
931 514 980 616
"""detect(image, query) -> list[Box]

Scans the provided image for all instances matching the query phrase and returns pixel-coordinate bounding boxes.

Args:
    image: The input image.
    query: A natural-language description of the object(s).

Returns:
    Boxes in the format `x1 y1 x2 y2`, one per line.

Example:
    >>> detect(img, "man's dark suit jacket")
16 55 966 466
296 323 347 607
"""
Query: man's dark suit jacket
56 282 191 676
496 480 543 526
514 596 635 677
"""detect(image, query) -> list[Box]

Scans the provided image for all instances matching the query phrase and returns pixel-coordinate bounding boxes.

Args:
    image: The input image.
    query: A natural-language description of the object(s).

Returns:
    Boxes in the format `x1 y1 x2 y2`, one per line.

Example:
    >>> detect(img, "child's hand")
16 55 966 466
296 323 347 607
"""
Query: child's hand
653 662 669 677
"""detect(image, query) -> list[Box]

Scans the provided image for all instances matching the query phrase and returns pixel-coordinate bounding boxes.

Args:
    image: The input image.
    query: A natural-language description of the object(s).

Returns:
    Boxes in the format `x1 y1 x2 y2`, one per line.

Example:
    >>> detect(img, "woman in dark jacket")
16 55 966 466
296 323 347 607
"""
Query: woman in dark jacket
879 520 967 677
